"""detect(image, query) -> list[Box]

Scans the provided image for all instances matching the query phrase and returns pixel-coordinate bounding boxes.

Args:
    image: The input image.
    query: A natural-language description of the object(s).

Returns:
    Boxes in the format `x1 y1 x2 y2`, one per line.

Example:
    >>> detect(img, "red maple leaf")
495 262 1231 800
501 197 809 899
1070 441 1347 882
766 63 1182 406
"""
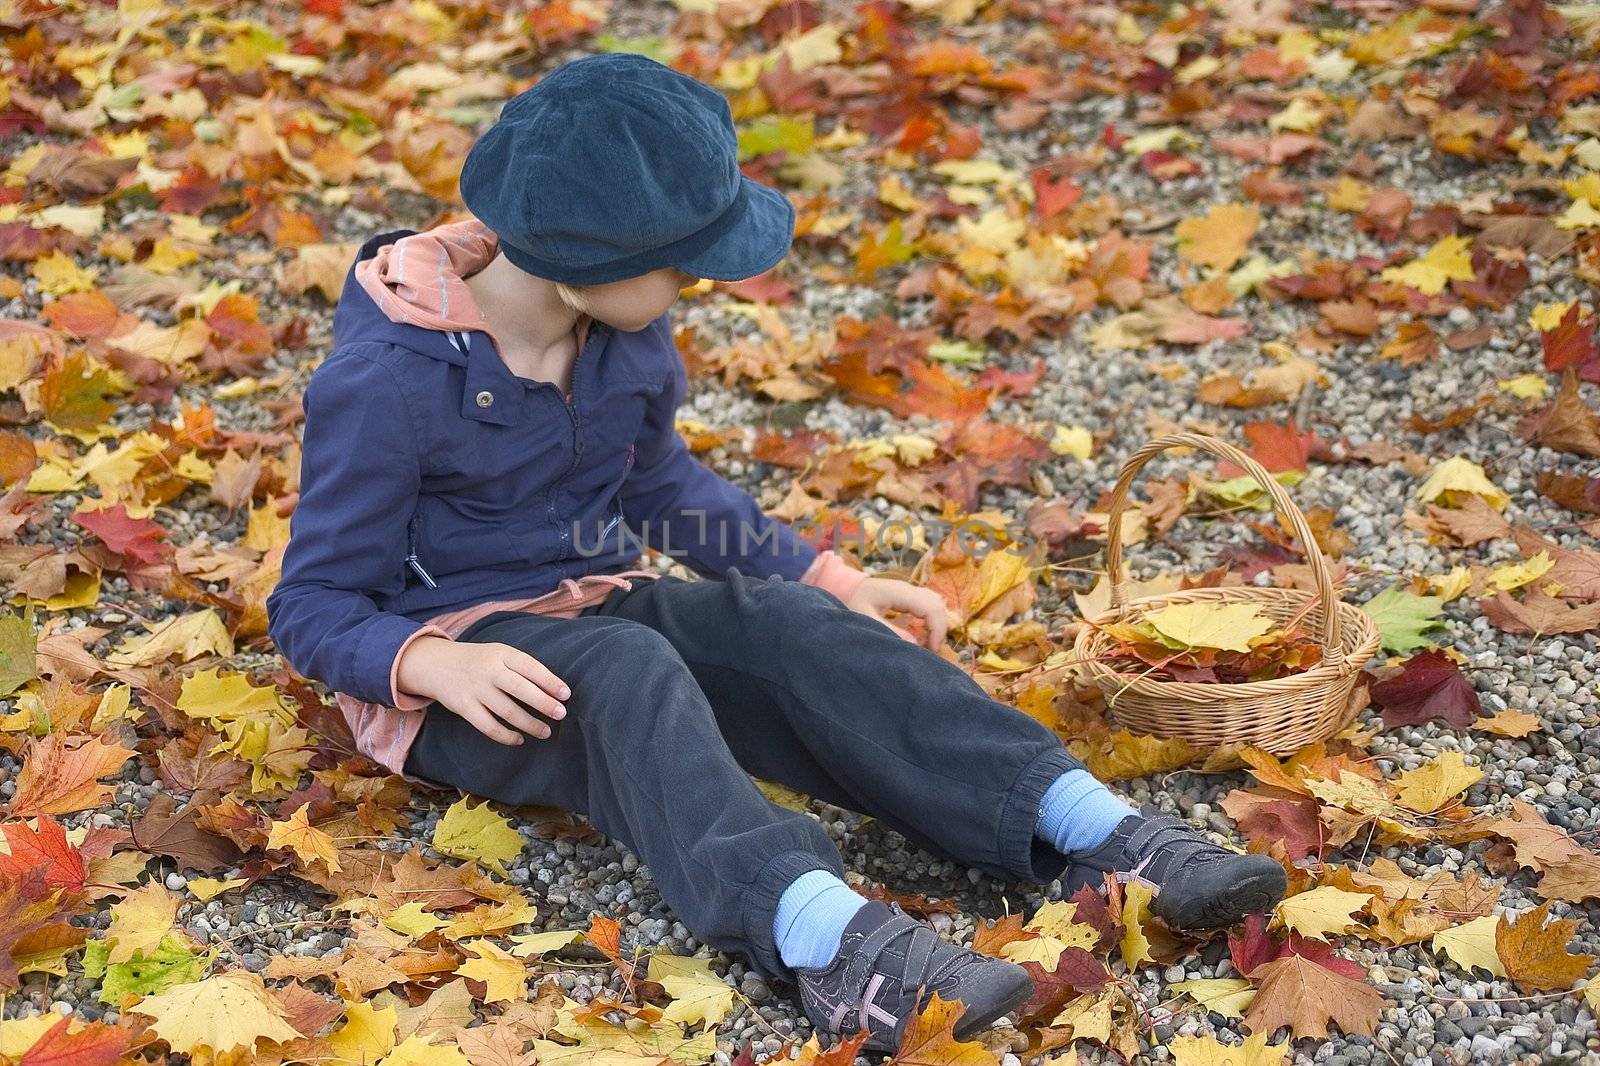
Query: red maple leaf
1368 649 1482 729
1220 788 1324 861
1220 419 1314 475
0 867 68 990
1013 946 1110 1026
71 504 170 566
1031 167 1081 219
0 816 86 893
14 1014 128 1066
1229 913 1365 982
1541 304 1600 381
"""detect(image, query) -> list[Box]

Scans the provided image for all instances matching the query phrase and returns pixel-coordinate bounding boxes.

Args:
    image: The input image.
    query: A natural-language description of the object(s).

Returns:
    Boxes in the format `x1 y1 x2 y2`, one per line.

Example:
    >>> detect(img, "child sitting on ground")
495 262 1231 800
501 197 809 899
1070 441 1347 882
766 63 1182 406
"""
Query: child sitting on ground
266 53 1286 1052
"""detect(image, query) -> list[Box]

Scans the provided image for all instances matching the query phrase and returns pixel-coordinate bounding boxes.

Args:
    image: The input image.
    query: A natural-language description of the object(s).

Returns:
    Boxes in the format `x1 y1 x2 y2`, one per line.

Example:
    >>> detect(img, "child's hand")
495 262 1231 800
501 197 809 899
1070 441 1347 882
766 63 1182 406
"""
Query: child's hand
395 636 570 745
843 578 950 651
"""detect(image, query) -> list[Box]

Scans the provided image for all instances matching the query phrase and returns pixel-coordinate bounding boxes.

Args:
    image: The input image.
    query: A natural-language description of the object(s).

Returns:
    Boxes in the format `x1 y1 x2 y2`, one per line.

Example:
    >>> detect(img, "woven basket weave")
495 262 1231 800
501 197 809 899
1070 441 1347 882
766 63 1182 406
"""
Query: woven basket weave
1071 433 1381 755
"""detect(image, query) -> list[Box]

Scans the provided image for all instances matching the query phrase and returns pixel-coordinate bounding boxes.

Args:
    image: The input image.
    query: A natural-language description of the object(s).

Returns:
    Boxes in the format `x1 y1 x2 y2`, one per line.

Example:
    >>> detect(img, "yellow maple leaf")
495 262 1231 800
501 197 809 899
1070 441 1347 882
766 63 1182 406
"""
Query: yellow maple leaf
648 953 736 1029
1169 1030 1288 1066
1003 899 1102 970
328 999 398 1066
129 970 301 1058
266 805 342 874
1175 203 1260 272
30 251 99 296
459 940 527 1004
186 876 247 902
1120 880 1155 969
1476 708 1542 738
1168 978 1256 1021
1557 198 1600 231
1327 176 1372 212
1050 984 1118 1040
508 929 585 962
432 797 523 877
1484 551 1554 594
1431 915 1506 978
1379 235 1475 295
107 880 181 965
1022 899 1102 947
1496 373 1549 401
1424 566 1473 602
1530 300 1577 331
1142 601 1276 652
1393 752 1484 814
380 902 446 939
1050 425 1094 459
175 667 294 725
1415 456 1510 511
378 1034 473 1066
1275 885 1372 941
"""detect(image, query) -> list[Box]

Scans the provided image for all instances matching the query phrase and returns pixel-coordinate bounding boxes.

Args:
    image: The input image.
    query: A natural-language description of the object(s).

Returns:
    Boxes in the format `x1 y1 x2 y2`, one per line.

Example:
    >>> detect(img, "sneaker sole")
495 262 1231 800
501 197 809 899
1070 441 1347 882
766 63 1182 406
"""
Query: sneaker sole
1155 865 1288 932
949 965 1035 1043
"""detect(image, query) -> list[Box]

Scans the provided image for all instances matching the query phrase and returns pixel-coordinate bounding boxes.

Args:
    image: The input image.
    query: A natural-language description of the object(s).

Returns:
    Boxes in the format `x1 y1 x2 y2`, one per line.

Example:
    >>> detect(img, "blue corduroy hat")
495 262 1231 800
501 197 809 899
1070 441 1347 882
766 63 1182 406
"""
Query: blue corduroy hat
459 53 795 286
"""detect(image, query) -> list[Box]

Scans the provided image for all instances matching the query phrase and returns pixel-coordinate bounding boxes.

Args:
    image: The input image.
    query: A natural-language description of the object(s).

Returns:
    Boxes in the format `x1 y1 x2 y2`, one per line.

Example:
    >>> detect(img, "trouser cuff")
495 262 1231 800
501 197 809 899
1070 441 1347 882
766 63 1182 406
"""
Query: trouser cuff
744 848 847 983
998 745 1086 884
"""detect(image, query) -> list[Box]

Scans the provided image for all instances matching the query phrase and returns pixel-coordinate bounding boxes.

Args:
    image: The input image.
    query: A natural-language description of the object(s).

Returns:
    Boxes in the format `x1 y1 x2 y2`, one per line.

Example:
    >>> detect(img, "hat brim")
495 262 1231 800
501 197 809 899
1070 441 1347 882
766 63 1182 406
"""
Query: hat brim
671 177 795 282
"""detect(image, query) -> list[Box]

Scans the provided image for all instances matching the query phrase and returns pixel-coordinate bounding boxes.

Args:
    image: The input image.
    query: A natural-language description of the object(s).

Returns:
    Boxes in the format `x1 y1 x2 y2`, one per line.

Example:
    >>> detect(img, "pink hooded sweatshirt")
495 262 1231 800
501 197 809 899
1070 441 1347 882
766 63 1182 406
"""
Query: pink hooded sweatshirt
334 219 867 778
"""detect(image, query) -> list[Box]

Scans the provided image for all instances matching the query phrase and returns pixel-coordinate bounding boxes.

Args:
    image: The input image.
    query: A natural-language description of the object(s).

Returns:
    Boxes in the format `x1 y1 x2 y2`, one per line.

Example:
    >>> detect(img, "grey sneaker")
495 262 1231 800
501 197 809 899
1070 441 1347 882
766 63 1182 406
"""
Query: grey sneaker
792 901 1033 1053
1062 810 1286 931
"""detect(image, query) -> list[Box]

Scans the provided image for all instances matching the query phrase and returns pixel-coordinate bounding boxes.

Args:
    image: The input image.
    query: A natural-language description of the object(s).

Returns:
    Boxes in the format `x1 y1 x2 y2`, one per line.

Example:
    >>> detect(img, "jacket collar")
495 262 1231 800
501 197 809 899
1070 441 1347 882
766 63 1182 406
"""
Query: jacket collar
335 231 610 426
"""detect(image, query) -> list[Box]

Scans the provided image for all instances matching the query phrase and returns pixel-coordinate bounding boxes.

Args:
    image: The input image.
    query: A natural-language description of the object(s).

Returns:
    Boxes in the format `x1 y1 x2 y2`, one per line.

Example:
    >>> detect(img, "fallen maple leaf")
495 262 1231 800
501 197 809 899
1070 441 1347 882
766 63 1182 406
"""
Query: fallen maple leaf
1431 915 1505 979
1379 235 1475 295
1392 751 1483 814
1242 954 1381 1039
1480 588 1600 636
1482 800 1600 904
1168 1030 1287 1066
1475 708 1542 737
1518 370 1600 458
1496 903 1595 992
265 804 342 875
1176 203 1260 271
0 867 70 990
8 1014 130 1066
1012 947 1110 1027
127 791 246 874
1541 303 1600 377
1368 649 1482 729
1274 886 1370 942
1220 788 1323 861
129 969 301 1059
1228 914 1365 981
1358 586 1446 654
10 733 135 818
0 815 86 892
106 880 181 966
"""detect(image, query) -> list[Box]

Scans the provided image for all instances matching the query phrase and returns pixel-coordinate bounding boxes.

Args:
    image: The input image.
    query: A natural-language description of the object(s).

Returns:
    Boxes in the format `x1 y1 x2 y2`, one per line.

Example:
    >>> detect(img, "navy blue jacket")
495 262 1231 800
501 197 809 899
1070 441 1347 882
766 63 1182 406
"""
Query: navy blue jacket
265 232 820 705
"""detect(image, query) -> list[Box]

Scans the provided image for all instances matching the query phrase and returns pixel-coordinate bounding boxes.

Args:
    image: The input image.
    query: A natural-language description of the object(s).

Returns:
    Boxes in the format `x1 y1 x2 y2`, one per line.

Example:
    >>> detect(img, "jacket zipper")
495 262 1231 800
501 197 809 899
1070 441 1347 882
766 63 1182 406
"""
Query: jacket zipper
554 323 601 560
405 513 438 589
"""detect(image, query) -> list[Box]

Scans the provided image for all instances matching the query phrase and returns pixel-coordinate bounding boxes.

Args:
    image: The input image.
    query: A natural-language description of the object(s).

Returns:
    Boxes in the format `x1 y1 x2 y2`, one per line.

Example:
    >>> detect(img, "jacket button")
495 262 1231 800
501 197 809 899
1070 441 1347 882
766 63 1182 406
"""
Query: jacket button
475 390 494 408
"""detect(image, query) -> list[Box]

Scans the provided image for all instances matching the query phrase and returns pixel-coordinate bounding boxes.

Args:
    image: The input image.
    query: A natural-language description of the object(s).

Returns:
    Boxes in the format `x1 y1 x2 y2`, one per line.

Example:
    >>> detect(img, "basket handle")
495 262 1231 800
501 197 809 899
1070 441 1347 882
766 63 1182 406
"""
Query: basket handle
1100 432 1343 655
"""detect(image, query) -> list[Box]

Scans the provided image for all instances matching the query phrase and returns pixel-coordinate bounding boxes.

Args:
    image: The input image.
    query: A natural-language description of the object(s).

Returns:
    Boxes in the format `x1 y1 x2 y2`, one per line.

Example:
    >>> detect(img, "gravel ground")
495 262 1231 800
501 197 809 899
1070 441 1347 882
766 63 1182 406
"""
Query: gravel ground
4 0 1599 1063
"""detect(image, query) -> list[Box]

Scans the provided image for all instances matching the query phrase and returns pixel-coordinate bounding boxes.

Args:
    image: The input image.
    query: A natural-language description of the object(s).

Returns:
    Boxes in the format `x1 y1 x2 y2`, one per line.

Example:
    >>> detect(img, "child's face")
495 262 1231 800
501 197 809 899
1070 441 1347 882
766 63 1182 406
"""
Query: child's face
584 268 698 332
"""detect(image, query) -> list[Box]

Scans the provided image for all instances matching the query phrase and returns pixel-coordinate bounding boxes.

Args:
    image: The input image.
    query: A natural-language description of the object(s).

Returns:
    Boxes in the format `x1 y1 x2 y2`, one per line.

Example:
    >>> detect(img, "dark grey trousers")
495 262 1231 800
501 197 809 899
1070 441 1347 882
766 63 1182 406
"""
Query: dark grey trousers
403 570 1083 979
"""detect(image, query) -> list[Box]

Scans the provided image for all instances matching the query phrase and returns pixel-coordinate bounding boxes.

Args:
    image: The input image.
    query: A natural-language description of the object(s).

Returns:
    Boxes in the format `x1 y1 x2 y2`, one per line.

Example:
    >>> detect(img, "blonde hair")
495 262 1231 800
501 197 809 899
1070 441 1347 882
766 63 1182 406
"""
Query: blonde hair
554 281 594 315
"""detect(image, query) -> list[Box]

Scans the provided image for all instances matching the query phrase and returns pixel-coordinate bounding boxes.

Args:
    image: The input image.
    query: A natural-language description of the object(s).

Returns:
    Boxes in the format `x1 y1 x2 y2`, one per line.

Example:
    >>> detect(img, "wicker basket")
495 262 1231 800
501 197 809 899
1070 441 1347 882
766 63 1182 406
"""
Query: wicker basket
1070 432 1382 755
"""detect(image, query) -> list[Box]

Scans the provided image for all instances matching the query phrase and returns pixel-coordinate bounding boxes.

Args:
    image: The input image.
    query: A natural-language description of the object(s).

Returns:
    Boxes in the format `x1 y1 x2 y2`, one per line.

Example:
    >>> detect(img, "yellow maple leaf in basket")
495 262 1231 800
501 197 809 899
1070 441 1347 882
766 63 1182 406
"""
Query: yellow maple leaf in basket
1140 602 1276 653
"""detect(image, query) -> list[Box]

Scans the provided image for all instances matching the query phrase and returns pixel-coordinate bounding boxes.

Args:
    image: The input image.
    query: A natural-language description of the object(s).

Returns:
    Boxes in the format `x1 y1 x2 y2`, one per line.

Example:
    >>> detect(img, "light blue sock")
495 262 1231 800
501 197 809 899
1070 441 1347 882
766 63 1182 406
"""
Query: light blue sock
1036 769 1138 855
773 870 870 970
